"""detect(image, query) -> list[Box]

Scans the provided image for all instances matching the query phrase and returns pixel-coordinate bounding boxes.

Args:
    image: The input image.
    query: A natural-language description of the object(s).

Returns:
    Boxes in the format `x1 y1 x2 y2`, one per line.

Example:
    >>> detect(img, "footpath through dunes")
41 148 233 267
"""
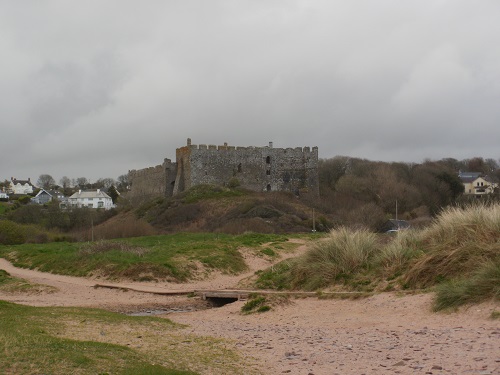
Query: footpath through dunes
0 238 310 311
1 238 500 375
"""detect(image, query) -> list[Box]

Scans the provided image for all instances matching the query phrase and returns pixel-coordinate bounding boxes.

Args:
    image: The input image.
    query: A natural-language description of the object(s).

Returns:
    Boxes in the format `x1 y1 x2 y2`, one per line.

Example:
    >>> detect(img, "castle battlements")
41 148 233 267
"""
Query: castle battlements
129 138 319 201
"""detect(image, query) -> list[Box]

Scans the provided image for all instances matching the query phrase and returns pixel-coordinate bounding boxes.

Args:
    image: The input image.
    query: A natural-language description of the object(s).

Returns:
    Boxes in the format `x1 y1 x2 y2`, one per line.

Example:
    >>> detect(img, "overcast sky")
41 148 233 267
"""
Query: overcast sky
1 1 499 184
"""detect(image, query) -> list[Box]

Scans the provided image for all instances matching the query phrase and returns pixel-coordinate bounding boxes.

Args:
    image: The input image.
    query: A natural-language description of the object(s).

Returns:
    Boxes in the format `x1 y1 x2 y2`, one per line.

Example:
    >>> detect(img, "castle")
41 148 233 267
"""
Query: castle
128 138 319 200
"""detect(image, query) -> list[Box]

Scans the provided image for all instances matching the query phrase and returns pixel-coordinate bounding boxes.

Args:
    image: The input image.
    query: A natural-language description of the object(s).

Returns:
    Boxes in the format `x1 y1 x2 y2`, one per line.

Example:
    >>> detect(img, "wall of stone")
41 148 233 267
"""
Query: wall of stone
174 142 319 196
128 159 177 201
129 140 319 200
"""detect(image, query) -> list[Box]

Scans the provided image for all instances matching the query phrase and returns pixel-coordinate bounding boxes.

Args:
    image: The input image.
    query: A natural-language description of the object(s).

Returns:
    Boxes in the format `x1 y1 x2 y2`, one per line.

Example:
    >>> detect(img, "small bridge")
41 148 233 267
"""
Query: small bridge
93 284 369 303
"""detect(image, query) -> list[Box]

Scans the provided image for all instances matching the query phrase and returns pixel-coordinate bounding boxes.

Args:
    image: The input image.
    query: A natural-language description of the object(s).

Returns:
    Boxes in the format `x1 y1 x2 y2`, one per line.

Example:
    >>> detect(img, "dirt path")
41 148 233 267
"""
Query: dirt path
1 240 499 375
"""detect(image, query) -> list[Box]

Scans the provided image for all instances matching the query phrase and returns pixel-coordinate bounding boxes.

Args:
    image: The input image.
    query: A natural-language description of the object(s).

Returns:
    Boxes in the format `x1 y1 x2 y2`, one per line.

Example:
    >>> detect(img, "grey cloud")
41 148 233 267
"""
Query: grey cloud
1 1 499 182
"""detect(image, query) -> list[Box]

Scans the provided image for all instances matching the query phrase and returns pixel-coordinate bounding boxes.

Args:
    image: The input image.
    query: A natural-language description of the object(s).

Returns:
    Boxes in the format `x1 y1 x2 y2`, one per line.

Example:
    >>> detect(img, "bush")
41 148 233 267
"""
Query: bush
0 220 26 244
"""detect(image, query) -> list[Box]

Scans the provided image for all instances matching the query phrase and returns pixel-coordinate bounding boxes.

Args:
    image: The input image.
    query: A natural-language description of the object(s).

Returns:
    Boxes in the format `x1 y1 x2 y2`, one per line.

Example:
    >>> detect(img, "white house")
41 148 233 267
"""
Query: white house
68 189 115 209
9 177 35 195
459 172 498 196
0 191 9 200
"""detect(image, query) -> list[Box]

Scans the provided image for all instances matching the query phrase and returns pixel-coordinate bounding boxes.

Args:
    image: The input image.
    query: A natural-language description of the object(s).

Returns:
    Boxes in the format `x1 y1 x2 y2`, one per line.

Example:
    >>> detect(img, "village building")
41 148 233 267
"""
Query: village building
67 189 115 210
459 171 498 197
9 177 35 195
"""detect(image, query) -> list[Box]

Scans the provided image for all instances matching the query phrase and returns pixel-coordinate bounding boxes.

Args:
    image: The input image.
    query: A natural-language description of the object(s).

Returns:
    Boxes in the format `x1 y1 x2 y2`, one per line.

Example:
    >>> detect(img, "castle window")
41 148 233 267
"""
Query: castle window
266 156 271 164
238 163 242 173
266 184 271 191
266 170 271 175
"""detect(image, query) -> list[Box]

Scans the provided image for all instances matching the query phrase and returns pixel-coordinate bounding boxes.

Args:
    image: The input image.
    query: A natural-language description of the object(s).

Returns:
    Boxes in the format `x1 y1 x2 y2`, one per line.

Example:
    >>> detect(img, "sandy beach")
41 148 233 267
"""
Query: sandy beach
1 249 499 375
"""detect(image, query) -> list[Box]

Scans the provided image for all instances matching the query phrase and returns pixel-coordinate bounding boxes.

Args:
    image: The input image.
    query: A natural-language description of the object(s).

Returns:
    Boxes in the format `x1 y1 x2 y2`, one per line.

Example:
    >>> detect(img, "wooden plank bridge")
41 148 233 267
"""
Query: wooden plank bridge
93 283 368 300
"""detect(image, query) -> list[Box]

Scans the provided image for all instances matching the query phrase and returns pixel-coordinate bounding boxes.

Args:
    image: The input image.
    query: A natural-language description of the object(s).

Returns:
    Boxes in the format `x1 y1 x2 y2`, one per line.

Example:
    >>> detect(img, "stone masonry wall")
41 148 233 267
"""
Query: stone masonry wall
174 141 319 196
130 139 319 200
128 159 177 201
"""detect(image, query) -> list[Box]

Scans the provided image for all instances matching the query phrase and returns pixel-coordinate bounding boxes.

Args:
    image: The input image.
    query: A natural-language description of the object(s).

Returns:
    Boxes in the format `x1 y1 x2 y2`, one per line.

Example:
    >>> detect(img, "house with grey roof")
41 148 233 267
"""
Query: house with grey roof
9 177 35 195
31 189 66 205
68 189 115 210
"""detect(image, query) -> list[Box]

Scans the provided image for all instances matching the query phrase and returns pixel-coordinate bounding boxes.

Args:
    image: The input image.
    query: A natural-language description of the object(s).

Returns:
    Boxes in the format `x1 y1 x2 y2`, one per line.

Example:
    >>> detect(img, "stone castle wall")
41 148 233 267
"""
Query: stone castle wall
128 159 177 201
129 139 319 200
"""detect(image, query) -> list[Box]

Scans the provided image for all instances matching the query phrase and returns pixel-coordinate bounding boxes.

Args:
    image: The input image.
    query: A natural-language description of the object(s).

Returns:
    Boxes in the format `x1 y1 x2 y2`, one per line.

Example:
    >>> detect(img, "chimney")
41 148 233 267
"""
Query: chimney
187 138 192 146
78 189 81 194
269 142 273 148
97 189 100 194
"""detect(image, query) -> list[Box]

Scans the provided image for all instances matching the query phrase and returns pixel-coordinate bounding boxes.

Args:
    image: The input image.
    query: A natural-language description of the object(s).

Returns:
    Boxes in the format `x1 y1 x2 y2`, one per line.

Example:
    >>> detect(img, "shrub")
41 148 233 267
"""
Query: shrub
0 220 26 244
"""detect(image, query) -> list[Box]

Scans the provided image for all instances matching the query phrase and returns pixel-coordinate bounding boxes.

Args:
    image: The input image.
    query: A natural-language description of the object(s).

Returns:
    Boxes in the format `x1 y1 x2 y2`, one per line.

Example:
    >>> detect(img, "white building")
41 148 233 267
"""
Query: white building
9 177 35 195
0 191 9 200
68 189 115 210
459 172 498 197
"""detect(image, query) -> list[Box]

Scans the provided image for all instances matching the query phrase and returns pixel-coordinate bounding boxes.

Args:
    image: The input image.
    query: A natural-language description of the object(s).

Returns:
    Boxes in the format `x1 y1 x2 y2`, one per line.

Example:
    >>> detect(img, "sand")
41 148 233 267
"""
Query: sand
1 244 499 375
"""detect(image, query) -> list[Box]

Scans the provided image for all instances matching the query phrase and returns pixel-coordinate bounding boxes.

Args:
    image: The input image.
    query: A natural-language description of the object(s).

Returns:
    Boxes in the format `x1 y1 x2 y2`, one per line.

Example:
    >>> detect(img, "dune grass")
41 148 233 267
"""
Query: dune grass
255 203 500 310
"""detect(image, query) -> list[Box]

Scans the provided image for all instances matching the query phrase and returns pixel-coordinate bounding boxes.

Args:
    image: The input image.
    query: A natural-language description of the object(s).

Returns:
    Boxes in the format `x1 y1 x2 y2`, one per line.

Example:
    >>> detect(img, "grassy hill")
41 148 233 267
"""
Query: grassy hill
86 185 330 241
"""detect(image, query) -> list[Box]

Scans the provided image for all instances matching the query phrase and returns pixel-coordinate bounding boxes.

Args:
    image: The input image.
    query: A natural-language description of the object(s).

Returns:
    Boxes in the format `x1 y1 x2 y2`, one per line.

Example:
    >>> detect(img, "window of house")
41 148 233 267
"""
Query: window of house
88 204 93 208
98 201 104 208
266 156 271 164
266 170 271 175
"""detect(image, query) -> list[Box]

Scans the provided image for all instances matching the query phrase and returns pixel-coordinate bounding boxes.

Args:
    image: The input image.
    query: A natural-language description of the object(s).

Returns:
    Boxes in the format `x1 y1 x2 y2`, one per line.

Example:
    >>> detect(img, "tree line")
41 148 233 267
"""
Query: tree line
312 156 500 230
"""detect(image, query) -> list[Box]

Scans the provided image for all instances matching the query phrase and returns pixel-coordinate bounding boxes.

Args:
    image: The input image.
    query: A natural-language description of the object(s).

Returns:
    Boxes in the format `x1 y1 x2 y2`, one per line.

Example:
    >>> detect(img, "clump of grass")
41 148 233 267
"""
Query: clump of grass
241 295 267 313
433 260 500 311
0 270 57 294
289 227 379 290
260 247 276 257
376 230 424 277
254 260 296 290
404 204 500 288
79 240 149 257
241 294 290 314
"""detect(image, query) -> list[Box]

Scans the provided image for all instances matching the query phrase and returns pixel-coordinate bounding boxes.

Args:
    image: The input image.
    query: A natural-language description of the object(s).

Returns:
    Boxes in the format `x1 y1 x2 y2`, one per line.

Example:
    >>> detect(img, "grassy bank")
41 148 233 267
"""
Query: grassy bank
0 232 294 281
255 203 500 310
0 300 256 375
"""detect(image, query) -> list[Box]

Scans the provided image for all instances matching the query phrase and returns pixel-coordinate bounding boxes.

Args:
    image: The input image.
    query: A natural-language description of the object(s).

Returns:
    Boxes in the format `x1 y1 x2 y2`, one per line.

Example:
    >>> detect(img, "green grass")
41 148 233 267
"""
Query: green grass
0 232 290 281
0 300 196 375
179 184 245 204
0 202 9 215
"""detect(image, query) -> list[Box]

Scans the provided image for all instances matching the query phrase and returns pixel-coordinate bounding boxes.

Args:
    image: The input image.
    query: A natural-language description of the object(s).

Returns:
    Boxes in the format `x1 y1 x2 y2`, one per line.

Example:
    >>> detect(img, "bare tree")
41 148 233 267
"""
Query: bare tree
117 174 129 190
37 174 56 189
59 176 71 189
75 177 89 189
